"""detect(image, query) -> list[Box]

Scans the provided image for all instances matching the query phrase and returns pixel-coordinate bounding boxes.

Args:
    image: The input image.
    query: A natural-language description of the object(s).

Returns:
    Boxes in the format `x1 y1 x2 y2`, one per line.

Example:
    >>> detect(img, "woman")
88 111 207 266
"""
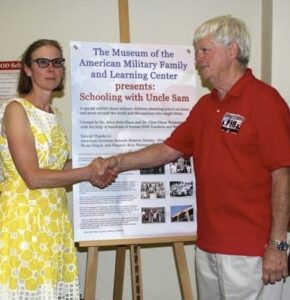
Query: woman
0 39 115 299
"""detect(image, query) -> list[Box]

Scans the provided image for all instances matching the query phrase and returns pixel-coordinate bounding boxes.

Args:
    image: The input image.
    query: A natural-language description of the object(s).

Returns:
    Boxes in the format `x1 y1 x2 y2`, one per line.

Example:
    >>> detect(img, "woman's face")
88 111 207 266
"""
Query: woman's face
25 45 64 93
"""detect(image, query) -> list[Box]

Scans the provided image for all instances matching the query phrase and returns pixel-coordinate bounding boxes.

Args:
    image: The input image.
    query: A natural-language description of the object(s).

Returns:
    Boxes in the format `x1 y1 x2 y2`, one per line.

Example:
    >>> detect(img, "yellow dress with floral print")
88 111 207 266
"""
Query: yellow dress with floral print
0 99 79 299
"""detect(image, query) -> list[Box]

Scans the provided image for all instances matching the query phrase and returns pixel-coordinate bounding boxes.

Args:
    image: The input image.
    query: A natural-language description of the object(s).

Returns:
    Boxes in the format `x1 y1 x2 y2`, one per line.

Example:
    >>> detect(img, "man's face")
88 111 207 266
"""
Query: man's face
195 36 234 85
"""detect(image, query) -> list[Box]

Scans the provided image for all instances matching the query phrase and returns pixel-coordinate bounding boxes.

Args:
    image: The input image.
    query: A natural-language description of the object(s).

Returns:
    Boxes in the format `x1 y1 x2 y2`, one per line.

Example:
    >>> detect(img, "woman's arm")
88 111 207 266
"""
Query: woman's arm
3 101 114 189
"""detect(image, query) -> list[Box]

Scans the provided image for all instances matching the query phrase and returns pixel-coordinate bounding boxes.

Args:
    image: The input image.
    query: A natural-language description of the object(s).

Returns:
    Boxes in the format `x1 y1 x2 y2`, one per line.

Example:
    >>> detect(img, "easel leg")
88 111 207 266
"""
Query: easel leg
130 244 143 300
113 245 127 300
173 242 194 300
84 247 98 300
118 0 130 43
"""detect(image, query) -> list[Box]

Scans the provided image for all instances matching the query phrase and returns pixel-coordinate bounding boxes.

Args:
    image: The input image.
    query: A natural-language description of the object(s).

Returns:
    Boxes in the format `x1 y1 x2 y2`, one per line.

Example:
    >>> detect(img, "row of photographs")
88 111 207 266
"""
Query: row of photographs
141 205 194 224
140 181 193 199
140 157 192 175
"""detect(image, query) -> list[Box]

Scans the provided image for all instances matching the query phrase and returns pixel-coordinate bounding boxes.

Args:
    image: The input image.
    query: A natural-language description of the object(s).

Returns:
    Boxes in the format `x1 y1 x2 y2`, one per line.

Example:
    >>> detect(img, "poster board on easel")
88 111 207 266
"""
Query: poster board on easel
70 1 197 299
70 37 197 246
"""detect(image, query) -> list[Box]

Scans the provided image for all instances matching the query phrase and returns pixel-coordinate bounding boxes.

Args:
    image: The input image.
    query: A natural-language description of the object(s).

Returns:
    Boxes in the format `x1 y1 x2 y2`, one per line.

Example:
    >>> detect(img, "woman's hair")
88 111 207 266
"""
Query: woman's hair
193 15 251 67
18 39 65 94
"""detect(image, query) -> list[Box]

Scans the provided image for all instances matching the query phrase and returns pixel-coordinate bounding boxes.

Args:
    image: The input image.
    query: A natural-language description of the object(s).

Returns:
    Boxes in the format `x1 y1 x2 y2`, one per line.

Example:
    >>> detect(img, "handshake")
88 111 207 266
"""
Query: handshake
87 156 119 188
84 143 169 188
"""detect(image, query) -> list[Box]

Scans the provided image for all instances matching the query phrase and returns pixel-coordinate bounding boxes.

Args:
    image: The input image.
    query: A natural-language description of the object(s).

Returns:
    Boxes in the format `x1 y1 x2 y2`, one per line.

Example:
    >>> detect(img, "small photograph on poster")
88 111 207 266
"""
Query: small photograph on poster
141 207 166 224
169 157 192 174
169 181 194 197
140 165 165 175
140 181 166 199
171 205 194 222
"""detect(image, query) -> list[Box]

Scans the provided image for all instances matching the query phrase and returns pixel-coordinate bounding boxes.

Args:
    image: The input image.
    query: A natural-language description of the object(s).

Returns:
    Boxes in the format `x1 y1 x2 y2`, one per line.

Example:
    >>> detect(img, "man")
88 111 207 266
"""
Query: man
102 15 290 299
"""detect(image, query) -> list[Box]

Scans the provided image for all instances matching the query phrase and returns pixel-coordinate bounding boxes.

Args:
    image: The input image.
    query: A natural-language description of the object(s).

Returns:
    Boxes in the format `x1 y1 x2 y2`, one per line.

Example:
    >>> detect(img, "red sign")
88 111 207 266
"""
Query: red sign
0 61 21 70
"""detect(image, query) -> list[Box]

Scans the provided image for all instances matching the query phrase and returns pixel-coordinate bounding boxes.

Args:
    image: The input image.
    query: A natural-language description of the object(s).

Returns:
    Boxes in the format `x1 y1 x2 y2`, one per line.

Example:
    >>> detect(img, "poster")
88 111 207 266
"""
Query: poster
70 42 197 242
0 61 21 105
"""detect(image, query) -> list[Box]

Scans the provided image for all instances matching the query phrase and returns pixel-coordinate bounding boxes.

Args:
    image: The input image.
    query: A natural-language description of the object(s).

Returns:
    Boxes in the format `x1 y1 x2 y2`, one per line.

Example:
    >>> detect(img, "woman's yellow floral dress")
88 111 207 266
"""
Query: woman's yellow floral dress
0 99 80 299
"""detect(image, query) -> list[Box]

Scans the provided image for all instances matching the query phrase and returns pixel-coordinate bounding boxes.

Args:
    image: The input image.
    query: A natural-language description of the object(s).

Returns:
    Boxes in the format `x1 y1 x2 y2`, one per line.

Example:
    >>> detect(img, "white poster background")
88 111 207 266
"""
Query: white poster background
70 42 197 242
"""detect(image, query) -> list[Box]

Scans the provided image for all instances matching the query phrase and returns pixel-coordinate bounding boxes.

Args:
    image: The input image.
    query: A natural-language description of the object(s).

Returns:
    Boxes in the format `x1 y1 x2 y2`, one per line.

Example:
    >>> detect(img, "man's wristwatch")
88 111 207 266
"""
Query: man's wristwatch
269 239 290 251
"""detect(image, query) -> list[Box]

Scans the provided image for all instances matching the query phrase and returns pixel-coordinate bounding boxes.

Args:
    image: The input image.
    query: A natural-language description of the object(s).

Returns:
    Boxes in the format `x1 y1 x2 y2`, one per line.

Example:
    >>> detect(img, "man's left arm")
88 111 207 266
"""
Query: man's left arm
262 167 290 284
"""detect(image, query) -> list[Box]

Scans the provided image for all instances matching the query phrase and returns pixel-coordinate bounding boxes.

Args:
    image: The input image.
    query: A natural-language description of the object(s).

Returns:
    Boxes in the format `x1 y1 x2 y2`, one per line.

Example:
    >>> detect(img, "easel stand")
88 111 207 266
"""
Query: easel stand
80 236 196 300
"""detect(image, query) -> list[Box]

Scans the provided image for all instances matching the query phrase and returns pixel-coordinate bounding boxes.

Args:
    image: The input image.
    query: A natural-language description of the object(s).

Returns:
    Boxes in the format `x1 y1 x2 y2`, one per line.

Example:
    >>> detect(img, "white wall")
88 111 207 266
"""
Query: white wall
129 0 262 100
0 1 289 299
272 0 290 103
272 3 290 300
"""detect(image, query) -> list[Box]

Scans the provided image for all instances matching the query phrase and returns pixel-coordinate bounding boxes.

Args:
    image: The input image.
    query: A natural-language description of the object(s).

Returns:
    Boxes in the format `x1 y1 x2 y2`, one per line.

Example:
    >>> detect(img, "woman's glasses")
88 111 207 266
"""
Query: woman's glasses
31 58 65 68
